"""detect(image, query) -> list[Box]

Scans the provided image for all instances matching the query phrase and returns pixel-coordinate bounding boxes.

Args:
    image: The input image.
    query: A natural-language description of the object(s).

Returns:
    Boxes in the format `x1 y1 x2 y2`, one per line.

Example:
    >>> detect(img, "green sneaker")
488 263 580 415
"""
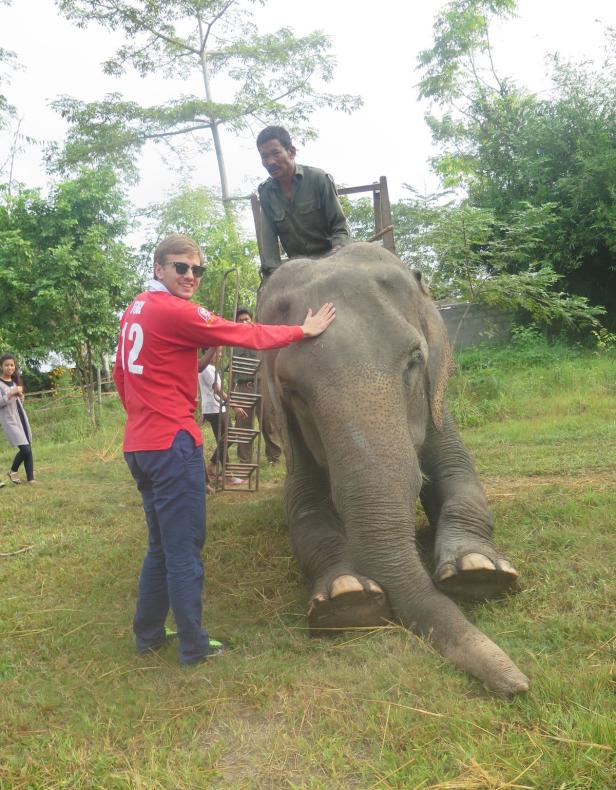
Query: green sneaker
207 638 228 656
183 638 229 666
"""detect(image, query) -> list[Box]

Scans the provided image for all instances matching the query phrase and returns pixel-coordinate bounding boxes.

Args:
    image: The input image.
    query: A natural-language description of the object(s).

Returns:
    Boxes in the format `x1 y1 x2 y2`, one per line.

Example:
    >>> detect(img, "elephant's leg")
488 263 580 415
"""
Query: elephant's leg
419 411 519 601
285 422 393 632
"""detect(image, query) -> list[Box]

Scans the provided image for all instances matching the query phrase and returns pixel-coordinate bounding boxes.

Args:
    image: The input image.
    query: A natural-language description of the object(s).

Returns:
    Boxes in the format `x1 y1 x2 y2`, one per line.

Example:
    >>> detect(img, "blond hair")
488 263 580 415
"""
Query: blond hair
153 234 204 266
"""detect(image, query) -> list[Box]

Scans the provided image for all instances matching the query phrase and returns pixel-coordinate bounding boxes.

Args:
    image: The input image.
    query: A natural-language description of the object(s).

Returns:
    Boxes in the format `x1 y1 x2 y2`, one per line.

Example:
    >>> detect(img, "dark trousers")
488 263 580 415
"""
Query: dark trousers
203 411 229 465
235 380 281 463
124 430 210 665
11 444 34 481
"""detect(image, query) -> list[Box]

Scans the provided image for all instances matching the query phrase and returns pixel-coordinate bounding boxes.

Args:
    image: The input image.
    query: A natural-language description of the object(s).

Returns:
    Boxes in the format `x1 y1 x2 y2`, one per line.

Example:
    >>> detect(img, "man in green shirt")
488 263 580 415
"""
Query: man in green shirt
256 125 351 277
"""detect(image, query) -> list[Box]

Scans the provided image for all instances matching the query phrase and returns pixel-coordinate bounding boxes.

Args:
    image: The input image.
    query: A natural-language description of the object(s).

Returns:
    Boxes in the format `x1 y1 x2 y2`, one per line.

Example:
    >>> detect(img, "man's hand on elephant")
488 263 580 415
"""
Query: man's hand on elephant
301 303 336 338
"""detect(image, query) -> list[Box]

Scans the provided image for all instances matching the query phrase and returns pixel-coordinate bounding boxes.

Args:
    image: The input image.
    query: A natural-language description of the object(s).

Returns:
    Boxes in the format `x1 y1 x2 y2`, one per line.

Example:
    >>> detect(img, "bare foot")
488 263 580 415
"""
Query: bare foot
434 552 519 601
308 574 393 634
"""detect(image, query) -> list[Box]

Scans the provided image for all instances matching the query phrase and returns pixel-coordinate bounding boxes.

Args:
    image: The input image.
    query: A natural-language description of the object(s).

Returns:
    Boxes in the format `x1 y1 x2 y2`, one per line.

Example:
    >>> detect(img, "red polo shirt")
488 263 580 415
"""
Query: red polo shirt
113 289 303 451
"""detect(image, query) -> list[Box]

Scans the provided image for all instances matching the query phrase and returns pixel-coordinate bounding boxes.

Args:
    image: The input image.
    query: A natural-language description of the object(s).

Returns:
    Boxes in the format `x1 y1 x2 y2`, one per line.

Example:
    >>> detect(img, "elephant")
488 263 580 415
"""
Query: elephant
257 242 529 696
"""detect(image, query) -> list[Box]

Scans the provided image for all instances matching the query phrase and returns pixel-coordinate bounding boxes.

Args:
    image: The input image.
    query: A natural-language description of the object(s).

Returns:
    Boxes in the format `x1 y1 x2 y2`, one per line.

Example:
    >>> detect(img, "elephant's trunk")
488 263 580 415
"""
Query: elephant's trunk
321 408 528 696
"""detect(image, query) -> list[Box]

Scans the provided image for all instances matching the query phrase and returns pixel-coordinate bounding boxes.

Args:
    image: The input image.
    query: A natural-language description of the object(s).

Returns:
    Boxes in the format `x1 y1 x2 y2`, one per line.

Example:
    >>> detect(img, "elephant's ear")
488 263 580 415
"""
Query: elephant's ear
415 271 454 430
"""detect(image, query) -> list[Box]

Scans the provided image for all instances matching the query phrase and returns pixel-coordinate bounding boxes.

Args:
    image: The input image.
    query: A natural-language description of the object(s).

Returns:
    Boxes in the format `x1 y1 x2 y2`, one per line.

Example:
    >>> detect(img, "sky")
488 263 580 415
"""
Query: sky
1 0 615 242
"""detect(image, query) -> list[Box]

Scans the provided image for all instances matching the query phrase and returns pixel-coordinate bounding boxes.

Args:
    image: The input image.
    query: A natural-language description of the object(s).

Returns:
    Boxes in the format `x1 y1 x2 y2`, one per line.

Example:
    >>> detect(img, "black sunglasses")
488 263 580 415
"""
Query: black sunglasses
166 261 206 277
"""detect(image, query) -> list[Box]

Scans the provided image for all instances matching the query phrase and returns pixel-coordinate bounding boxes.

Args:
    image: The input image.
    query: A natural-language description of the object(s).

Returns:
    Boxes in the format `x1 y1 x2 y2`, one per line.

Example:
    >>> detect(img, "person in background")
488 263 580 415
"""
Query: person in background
256 125 351 278
0 353 36 485
198 347 247 486
113 233 336 666
232 307 281 465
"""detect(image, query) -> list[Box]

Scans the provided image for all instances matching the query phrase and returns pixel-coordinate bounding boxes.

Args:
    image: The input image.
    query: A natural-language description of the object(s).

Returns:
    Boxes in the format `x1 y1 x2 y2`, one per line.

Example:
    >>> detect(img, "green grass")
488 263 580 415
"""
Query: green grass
1 343 615 788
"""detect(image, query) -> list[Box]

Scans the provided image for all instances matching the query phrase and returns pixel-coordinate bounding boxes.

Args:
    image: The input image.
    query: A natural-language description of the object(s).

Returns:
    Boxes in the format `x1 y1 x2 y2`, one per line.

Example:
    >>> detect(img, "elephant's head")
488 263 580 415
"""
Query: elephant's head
260 244 450 471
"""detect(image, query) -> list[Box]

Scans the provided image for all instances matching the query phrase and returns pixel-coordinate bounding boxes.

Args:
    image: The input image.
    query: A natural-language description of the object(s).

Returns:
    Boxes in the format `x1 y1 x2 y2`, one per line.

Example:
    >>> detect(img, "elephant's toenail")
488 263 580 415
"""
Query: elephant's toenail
459 553 496 572
436 563 457 581
497 559 518 577
331 575 363 597
309 594 327 612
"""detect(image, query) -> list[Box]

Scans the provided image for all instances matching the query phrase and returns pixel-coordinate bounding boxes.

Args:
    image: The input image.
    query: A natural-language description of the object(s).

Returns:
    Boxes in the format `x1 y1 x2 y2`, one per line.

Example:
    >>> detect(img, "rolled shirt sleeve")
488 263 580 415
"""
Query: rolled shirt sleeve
259 206 283 274
322 173 351 248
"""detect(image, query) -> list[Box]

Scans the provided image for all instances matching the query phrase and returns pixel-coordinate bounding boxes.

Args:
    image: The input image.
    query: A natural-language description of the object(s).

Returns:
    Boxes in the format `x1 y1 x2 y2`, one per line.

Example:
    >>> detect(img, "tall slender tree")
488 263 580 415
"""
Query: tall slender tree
53 0 361 204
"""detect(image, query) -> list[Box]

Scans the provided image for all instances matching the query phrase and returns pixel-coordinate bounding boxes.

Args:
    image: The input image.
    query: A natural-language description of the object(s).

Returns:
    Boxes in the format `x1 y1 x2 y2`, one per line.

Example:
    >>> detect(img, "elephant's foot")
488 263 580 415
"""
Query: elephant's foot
434 552 519 602
308 575 393 635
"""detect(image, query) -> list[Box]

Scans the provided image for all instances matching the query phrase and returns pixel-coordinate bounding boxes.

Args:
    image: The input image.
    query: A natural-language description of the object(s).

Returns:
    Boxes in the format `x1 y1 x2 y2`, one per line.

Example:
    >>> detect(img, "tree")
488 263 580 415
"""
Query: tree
416 0 616 327
417 0 527 195
418 0 516 107
53 0 361 203
343 191 603 329
142 184 260 315
0 168 141 424
344 189 452 275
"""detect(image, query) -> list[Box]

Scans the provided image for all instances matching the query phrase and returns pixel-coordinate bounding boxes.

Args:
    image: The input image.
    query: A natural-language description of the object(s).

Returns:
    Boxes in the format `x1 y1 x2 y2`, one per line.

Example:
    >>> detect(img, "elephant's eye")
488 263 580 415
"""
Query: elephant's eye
404 349 424 387
407 349 424 368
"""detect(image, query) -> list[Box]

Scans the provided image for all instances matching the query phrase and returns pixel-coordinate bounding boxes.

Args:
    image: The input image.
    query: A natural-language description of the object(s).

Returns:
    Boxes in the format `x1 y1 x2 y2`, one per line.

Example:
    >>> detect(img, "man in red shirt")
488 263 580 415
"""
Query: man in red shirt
114 234 335 665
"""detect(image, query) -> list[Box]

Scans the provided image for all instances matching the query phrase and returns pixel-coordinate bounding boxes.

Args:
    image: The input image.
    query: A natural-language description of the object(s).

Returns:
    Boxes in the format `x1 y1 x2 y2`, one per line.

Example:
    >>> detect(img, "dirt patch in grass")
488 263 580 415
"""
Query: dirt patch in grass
213 467 616 499
485 469 616 499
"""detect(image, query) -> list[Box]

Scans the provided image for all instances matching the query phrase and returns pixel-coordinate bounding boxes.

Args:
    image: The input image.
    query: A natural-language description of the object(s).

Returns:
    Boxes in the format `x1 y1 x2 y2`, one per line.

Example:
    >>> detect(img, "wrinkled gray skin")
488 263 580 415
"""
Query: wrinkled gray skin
258 243 529 696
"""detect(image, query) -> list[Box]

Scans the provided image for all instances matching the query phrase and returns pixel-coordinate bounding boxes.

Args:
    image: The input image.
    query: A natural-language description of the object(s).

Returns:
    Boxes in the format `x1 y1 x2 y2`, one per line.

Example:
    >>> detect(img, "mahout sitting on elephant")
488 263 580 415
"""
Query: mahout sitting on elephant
257 242 529 696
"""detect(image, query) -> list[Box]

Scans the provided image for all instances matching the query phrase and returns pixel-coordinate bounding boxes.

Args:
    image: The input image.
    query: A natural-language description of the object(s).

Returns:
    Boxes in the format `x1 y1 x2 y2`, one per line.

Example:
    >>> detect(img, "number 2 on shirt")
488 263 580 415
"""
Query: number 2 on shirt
121 322 144 375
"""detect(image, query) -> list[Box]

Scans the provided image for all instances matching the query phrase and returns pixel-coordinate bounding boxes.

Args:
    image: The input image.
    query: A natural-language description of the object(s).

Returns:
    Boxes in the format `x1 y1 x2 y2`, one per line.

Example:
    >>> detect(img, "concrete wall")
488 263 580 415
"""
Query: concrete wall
437 302 514 350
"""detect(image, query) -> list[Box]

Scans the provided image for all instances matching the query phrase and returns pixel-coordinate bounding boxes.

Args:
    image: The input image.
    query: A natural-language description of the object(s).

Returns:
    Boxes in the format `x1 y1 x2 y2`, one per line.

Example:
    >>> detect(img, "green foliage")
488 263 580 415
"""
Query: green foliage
343 192 603 329
53 0 362 199
417 2 616 326
339 195 375 241
19 364 52 394
0 168 141 422
418 0 516 105
592 327 616 351
47 94 147 182
0 169 140 360
447 327 586 426
142 185 260 316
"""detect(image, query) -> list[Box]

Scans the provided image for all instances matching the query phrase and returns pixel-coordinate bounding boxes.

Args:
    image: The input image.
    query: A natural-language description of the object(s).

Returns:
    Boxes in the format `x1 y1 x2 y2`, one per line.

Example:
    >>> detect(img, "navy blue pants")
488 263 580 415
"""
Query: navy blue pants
124 430 210 665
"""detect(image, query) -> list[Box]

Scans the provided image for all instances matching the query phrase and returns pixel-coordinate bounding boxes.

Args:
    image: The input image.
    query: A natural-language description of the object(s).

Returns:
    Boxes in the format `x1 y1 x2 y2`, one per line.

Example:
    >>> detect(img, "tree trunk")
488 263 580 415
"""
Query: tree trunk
95 363 102 427
78 345 97 429
101 352 112 392
197 14 232 216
